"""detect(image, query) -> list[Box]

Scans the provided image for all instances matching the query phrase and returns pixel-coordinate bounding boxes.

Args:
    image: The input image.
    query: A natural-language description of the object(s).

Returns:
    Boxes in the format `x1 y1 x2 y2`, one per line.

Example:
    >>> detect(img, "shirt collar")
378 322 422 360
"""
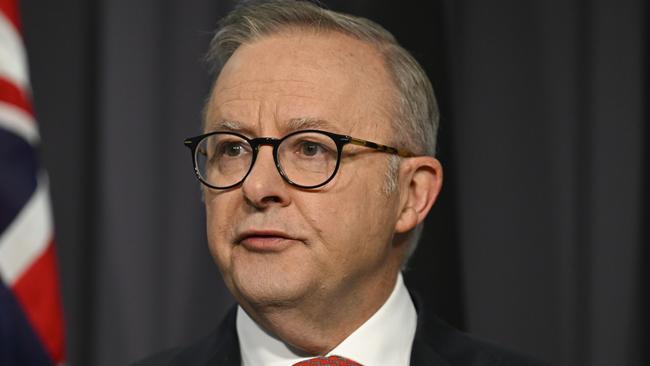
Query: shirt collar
237 273 417 366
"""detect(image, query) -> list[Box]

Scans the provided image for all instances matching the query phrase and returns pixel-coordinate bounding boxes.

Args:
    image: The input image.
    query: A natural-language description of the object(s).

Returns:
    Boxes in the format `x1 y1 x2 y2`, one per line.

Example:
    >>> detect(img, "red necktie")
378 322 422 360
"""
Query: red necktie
292 355 363 366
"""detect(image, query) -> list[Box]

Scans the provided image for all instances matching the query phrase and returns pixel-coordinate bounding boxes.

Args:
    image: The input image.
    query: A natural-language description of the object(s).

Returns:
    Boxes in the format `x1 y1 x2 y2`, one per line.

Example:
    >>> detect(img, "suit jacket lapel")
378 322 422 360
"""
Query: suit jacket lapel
411 335 452 366
206 307 241 366
410 292 453 366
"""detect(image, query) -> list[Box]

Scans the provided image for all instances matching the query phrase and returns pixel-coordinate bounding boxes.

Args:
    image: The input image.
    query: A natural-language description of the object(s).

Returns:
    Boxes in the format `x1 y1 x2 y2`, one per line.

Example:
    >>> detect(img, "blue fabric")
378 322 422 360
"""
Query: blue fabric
0 280 53 365
0 128 38 234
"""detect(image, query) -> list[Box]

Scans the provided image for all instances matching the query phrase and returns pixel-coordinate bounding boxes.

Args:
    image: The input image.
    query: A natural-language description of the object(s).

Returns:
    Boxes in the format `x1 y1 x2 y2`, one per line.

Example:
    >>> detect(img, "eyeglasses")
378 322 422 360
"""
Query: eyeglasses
184 129 414 189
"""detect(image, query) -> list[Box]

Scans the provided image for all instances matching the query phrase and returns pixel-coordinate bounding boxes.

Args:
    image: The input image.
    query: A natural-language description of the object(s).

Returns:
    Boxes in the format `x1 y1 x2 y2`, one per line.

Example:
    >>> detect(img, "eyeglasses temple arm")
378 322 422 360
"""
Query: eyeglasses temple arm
348 137 414 157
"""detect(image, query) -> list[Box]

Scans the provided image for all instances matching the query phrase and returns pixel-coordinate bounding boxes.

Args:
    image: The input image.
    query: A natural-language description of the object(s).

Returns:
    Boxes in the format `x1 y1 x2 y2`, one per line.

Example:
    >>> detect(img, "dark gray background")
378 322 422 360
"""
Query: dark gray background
19 0 648 365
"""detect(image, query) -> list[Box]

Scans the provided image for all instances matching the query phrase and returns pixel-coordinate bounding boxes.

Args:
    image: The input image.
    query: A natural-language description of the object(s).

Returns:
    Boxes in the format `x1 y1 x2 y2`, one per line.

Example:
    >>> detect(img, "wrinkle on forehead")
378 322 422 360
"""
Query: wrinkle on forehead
215 78 317 95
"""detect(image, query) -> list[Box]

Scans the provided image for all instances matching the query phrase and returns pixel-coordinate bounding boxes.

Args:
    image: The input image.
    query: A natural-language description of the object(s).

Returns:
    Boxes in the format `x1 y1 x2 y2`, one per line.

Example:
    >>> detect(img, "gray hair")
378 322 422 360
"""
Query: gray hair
205 0 439 265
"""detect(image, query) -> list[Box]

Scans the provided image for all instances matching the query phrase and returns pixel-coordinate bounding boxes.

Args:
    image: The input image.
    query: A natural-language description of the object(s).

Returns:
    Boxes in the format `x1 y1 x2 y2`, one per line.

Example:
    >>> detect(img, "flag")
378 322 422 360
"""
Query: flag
0 0 66 364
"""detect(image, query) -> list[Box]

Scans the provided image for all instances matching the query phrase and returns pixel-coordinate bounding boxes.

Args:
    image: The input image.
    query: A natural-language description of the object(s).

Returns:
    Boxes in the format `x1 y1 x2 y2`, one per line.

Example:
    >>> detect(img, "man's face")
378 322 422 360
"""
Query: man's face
203 31 406 312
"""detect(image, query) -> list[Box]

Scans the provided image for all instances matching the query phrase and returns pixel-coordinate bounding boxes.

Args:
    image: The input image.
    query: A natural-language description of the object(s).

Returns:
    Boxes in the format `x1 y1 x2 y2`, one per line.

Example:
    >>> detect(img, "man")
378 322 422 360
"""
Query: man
136 1 544 365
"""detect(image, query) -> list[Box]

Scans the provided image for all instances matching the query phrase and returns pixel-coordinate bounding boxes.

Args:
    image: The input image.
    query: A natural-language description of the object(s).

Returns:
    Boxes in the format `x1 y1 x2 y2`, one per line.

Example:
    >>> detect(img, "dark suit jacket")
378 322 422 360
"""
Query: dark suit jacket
133 300 547 366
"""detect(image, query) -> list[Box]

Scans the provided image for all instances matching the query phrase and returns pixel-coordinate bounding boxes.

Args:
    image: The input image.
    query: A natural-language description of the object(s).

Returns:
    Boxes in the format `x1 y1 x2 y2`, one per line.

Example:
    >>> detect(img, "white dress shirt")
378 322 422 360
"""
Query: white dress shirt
237 273 417 366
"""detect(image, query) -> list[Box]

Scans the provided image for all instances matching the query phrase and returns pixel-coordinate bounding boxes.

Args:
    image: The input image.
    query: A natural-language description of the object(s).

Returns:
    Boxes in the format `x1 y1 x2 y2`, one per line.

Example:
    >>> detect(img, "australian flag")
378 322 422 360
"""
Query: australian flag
0 0 66 365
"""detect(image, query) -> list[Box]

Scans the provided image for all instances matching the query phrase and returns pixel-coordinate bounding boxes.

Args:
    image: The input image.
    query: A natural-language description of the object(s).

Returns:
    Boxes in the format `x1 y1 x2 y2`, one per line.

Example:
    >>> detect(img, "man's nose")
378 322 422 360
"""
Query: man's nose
241 146 291 208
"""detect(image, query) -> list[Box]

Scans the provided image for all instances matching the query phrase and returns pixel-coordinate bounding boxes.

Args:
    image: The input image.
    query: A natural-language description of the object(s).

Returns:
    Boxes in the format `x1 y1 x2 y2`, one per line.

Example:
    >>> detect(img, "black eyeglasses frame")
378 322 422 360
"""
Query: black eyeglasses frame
183 129 414 190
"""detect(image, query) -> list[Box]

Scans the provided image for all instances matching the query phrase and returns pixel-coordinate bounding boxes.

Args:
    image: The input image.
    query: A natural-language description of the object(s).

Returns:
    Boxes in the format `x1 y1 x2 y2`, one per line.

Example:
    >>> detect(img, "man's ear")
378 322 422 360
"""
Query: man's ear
394 157 443 234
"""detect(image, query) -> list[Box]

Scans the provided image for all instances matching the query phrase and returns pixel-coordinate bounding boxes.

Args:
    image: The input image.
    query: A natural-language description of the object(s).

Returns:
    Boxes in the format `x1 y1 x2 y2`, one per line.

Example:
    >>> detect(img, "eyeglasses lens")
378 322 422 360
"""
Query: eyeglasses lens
195 131 339 188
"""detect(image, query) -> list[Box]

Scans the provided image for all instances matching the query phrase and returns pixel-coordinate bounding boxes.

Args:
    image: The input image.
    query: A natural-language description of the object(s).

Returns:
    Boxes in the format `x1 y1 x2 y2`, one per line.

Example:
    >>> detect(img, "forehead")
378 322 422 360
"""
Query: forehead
205 30 395 135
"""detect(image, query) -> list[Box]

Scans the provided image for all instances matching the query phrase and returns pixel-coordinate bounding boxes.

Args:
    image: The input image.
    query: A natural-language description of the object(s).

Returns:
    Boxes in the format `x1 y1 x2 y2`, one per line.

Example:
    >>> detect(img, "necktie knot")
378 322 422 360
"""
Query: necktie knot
292 355 363 366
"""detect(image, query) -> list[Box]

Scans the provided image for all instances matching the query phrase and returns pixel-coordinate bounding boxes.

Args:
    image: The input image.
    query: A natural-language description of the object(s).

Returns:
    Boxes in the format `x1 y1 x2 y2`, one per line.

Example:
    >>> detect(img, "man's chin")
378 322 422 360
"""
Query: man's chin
229 266 314 309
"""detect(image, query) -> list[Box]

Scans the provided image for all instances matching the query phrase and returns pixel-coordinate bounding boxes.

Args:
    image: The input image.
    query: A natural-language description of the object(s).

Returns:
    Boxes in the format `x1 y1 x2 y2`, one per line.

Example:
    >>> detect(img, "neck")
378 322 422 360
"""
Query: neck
241 268 399 355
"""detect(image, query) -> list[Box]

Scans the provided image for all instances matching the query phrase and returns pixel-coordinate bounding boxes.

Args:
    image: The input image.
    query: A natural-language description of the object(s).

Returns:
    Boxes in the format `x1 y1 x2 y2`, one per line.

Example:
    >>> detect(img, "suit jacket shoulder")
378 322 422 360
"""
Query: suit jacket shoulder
410 298 548 366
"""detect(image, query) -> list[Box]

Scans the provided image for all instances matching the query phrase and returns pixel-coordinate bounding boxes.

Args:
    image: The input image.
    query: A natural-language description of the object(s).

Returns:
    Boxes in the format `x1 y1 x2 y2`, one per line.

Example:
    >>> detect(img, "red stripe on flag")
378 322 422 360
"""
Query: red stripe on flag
0 76 33 116
12 240 66 364
0 0 21 32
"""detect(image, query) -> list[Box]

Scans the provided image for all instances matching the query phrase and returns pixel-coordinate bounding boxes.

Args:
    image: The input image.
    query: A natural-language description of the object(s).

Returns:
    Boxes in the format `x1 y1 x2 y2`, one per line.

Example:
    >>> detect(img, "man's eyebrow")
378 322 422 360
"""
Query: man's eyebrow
206 118 338 134
287 117 337 132
208 119 244 132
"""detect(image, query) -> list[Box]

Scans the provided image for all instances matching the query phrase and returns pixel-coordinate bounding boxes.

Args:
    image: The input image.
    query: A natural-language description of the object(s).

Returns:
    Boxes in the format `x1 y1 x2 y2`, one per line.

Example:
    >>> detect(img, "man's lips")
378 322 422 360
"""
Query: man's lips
235 230 301 252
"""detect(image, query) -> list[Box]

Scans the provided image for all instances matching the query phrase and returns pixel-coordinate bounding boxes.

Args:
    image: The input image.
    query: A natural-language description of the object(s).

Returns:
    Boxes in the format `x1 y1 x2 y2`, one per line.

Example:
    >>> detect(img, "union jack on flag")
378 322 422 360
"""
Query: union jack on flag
0 0 66 365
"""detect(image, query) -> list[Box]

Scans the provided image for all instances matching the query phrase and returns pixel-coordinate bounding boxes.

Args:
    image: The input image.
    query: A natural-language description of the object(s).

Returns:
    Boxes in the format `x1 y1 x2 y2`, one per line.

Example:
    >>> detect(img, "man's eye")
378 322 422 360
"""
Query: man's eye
219 142 247 157
298 141 327 156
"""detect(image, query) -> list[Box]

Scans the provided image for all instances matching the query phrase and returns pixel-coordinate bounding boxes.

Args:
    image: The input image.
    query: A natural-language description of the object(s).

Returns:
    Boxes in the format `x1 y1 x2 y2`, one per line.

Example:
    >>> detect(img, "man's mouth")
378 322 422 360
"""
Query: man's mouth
235 230 300 252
